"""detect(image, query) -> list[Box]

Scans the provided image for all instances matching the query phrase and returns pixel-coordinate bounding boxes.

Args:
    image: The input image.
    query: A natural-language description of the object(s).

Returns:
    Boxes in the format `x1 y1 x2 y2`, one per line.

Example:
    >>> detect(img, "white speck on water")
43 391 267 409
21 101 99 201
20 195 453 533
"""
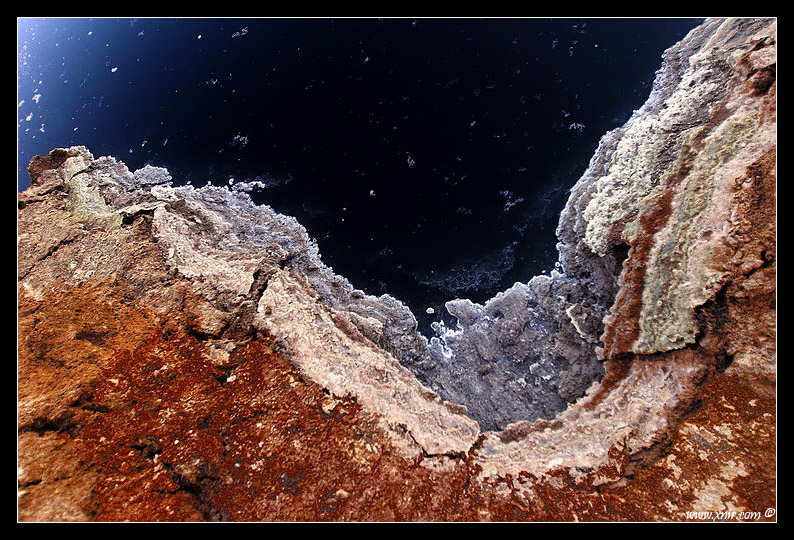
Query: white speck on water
499 189 525 211
110 66 118 73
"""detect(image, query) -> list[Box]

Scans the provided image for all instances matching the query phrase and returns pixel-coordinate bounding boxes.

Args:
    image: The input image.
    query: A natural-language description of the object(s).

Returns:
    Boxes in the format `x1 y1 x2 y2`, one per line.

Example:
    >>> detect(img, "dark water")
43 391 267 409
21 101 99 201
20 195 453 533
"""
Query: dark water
17 17 702 333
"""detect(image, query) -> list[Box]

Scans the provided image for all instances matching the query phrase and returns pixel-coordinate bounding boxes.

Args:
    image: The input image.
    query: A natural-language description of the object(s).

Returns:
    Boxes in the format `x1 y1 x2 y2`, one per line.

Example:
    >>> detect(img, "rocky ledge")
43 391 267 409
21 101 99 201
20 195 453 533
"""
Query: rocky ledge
18 17 775 521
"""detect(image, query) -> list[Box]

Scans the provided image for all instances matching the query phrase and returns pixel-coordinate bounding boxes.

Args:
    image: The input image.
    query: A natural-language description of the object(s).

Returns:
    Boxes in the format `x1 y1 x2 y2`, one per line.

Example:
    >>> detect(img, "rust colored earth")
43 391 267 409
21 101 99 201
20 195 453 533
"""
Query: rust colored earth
17 276 776 521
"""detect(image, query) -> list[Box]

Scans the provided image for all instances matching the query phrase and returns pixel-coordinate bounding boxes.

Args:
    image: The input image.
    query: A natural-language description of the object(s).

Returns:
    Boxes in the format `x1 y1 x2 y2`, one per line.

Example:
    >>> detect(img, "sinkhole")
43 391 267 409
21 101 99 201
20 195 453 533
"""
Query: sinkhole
17 17 704 433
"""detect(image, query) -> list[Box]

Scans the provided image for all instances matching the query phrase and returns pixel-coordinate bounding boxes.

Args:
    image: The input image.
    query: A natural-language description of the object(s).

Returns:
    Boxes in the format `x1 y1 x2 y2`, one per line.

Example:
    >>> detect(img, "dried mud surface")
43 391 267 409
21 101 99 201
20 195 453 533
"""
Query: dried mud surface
16 278 776 521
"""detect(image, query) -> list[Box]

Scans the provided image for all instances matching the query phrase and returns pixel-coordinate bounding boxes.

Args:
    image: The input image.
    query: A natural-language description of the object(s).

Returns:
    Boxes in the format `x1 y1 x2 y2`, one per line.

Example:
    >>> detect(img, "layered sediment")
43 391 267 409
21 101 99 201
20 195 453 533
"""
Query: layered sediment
18 17 775 521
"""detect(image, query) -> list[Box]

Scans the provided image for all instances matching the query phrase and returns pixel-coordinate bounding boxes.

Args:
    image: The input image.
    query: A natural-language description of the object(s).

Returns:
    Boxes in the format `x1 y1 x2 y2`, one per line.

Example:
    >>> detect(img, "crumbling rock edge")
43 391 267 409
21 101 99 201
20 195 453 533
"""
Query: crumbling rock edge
18 17 775 521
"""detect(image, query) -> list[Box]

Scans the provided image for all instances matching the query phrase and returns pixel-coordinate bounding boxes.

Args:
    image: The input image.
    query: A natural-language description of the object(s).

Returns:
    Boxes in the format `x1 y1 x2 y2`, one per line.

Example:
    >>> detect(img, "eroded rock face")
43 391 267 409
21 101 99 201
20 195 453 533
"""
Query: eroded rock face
18 17 775 522
418 17 777 432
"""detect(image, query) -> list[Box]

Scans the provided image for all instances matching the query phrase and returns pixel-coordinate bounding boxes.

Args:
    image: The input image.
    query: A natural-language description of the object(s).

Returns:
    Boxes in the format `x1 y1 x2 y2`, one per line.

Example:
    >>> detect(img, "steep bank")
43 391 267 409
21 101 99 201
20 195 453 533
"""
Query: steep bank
18 17 775 521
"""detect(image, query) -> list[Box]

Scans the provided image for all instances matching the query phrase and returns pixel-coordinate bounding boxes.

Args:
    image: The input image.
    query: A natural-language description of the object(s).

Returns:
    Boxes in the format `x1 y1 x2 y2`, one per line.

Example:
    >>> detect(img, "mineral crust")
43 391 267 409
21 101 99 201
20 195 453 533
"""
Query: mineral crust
18 17 775 521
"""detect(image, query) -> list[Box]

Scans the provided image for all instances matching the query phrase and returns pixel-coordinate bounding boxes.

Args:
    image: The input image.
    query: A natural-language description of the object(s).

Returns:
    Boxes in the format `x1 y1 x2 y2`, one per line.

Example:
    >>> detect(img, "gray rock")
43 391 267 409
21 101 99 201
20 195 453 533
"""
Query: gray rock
132 164 173 188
